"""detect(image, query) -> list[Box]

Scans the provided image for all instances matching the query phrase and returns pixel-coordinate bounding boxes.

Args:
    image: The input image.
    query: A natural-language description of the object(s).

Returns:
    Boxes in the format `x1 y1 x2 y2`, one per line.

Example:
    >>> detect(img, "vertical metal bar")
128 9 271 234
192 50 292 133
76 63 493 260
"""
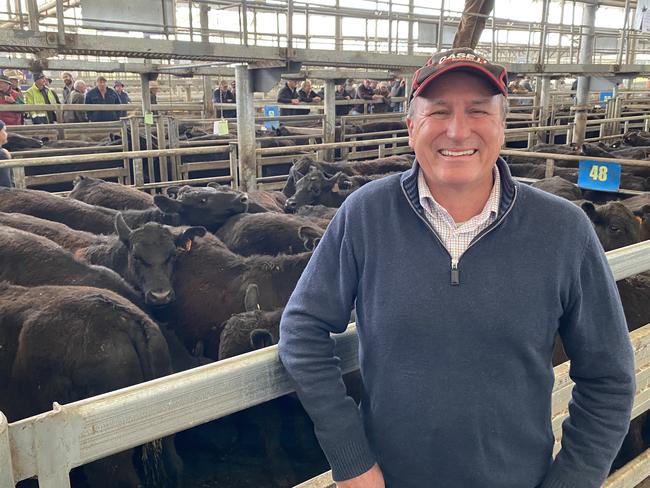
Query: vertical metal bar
13 164 25 189
526 24 532 63
188 0 194 40
388 0 393 53
15 0 25 30
538 0 550 65
617 0 631 66
235 65 257 192
161 0 169 38
572 0 597 146
437 0 444 51
557 0 565 63
199 4 209 42
168 116 180 181
139 74 154 187
407 0 414 55
121 118 132 185
305 6 309 49
156 115 169 184
26 0 38 30
55 0 65 44
545 158 555 178
242 0 248 46
491 13 496 60
288 0 294 48
323 80 336 161
228 142 239 189
0 412 16 487
202 76 213 118
129 117 144 188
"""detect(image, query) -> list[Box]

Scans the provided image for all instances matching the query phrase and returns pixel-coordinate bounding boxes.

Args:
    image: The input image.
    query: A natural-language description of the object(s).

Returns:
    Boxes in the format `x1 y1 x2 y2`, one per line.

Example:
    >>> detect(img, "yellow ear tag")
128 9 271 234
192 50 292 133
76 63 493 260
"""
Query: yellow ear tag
182 239 193 252
331 182 340 193
635 215 643 224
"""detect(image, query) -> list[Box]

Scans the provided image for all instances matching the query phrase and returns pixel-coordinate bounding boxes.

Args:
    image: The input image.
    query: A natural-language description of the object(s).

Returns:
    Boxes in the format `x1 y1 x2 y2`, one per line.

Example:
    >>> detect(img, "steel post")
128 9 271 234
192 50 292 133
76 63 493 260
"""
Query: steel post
437 0 445 51
323 80 336 161
27 0 38 30
538 76 551 144
0 412 15 487
572 0 597 146
235 65 257 191
55 0 65 44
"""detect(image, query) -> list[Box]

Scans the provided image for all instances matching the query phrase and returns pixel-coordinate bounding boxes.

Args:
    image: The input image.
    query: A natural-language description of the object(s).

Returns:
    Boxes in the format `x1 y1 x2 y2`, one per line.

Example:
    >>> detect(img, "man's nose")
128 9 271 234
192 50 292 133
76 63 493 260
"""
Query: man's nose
445 111 471 141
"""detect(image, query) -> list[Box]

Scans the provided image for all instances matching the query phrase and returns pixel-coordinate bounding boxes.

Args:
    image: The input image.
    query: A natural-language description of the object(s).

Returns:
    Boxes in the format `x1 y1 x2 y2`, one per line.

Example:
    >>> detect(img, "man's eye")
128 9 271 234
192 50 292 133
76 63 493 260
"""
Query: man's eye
429 111 448 116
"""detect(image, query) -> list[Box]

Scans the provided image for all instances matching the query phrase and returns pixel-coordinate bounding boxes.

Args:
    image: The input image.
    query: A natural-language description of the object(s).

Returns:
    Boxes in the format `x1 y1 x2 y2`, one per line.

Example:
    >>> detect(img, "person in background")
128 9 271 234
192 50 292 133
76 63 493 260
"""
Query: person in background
372 81 392 113
0 119 14 187
297 79 321 115
0 74 23 126
113 81 130 118
45 77 61 104
63 80 88 123
24 72 57 124
4 69 25 99
345 78 357 99
61 72 74 104
84 75 121 122
390 78 405 112
213 80 236 118
277 79 302 116
353 78 381 115
230 80 236 99
149 81 159 106
335 83 353 116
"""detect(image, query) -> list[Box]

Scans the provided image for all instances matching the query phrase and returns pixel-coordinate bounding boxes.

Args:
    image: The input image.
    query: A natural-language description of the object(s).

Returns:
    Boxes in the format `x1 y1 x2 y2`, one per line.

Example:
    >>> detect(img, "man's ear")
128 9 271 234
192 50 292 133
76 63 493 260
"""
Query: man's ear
405 117 415 150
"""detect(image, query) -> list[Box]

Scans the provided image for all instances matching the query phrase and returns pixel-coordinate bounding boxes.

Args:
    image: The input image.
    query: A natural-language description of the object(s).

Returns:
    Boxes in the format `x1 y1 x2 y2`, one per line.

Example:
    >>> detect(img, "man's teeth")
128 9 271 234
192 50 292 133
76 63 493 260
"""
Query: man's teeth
440 149 476 156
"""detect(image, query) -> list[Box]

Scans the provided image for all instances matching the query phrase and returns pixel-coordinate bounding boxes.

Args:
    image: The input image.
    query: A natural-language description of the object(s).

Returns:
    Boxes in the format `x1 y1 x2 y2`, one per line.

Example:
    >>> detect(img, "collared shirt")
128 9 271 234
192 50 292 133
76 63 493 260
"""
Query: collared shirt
418 165 501 262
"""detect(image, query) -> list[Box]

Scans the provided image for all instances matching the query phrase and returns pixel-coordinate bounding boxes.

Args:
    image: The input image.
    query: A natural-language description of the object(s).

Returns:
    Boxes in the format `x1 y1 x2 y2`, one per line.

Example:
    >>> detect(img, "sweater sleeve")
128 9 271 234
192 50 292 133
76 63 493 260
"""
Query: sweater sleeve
278 202 376 482
277 86 295 104
540 228 635 488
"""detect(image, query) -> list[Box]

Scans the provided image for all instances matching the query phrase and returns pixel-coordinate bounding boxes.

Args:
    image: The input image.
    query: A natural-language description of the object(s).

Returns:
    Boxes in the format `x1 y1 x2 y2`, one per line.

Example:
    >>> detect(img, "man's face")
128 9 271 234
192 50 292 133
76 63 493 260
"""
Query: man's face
303 82 311 92
77 82 86 92
62 74 73 86
115 84 123 93
0 81 12 93
220 82 228 92
97 79 107 90
0 127 7 146
35 77 47 88
287 80 297 89
406 71 505 193
9 78 18 88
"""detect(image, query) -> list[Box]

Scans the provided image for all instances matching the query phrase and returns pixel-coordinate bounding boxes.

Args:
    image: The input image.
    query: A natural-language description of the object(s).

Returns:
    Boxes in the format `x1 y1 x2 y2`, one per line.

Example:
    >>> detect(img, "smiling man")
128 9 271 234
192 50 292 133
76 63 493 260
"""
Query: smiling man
279 48 634 488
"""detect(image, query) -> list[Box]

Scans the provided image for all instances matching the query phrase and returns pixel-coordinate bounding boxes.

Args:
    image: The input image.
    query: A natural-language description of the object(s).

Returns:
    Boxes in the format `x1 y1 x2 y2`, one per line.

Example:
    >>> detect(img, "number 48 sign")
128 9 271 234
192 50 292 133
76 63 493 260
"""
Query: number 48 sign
577 160 621 192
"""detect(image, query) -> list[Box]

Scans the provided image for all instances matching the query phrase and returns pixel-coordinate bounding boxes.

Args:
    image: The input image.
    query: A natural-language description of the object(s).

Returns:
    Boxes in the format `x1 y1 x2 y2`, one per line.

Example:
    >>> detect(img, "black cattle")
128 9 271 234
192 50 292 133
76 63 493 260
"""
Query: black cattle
284 167 353 211
581 201 641 252
205 182 286 213
283 154 413 197
0 212 106 251
530 176 582 201
3 132 43 152
0 225 142 307
70 175 154 211
77 215 206 306
215 212 323 256
165 233 312 358
295 204 338 221
623 131 650 146
0 283 181 487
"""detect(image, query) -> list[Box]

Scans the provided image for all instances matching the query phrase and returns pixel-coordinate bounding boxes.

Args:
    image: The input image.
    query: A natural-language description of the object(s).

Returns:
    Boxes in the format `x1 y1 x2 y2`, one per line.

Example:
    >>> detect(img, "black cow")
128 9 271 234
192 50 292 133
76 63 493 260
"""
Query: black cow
77 215 206 306
215 212 323 256
70 175 154 211
581 201 641 251
530 176 582 201
3 132 43 152
0 283 182 488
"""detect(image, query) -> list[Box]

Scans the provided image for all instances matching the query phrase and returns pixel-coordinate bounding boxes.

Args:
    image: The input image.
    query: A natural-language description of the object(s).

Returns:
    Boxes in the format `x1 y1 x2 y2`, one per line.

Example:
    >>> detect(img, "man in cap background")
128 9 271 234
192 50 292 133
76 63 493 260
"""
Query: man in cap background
0 74 23 126
84 75 121 122
279 48 635 488
24 72 57 124
113 81 131 118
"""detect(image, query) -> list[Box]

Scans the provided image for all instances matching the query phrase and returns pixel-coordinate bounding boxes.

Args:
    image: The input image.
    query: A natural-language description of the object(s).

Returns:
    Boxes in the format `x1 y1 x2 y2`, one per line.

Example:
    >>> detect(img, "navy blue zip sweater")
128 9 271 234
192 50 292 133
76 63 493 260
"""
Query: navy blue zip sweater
278 158 635 488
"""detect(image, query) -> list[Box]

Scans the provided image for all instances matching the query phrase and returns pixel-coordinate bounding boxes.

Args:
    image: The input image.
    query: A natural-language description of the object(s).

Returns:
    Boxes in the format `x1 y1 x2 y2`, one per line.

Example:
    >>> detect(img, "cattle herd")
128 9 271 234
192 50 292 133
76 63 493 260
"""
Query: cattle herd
2 125 650 487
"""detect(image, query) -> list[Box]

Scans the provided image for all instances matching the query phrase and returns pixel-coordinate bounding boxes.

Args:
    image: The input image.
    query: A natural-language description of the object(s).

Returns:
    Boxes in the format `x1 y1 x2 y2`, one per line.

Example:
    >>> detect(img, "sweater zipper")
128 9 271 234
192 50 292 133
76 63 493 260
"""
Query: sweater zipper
401 184 518 286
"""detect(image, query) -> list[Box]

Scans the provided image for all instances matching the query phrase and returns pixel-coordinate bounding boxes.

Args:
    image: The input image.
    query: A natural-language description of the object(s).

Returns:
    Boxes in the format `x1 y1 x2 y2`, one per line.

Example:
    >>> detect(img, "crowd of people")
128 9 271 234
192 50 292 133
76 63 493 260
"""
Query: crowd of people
0 70 166 125
277 78 407 116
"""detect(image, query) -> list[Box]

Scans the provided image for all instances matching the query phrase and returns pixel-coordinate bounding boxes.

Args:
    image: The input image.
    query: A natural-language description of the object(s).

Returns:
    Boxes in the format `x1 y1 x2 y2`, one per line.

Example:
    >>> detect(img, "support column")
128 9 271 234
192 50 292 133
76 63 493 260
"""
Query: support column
537 76 551 144
139 74 154 186
538 0 550 65
199 4 209 42
202 76 213 118
572 0 597 146
407 0 414 55
55 0 65 44
323 80 336 161
26 0 38 30
288 0 294 48
436 0 445 51
616 0 631 66
235 65 257 192
335 0 342 51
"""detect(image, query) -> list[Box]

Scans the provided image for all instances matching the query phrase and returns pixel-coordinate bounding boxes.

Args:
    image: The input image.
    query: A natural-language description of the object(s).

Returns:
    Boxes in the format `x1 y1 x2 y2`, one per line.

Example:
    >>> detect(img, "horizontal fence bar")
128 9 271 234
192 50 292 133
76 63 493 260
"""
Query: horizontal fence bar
3 241 650 484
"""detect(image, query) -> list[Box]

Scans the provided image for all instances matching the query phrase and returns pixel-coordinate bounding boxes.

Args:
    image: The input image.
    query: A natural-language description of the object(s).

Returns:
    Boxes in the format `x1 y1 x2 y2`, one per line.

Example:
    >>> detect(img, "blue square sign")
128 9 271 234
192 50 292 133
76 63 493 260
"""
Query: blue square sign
577 160 621 192
264 105 280 130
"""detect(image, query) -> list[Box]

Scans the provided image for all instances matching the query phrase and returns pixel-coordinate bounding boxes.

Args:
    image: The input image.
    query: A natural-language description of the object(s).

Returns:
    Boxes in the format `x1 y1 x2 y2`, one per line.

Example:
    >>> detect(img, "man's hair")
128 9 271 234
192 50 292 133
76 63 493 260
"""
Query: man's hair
73 80 86 90
406 93 509 123
96 76 107 83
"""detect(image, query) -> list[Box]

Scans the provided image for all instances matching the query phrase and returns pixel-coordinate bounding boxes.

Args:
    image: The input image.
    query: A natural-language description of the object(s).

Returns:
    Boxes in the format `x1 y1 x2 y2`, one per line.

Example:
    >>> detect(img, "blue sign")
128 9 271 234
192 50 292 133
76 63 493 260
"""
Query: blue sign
599 91 613 103
264 105 280 130
577 160 621 192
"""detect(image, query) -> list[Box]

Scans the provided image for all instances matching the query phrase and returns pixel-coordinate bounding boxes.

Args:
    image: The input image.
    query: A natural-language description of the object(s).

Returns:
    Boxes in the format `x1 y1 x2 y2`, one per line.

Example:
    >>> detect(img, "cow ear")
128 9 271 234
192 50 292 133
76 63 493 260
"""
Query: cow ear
175 226 206 252
41 136 49 144
581 201 597 221
154 195 183 214
115 213 132 244
641 204 650 216
165 186 181 199
298 225 322 251
207 182 221 189
244 283 260 312
249 329 273 350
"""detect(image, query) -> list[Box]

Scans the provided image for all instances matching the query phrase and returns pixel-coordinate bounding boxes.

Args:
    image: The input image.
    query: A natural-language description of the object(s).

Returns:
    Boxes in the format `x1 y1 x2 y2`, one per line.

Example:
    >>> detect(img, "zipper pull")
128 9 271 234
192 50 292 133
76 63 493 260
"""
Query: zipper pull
450 259 460 286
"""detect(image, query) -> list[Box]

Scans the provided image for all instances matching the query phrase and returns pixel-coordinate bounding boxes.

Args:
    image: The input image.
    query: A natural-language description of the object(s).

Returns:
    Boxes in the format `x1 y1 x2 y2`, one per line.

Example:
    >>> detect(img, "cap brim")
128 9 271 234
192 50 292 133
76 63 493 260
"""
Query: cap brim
413 62 507 99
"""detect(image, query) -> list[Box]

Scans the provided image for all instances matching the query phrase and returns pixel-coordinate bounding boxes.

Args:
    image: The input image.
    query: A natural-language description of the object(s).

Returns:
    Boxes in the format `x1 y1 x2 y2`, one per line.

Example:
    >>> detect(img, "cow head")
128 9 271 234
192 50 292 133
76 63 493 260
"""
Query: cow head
153 186 249 231
115 214 206 306
634 204 650 241
284 167 343 212
4 132 43 152
581 201 641 251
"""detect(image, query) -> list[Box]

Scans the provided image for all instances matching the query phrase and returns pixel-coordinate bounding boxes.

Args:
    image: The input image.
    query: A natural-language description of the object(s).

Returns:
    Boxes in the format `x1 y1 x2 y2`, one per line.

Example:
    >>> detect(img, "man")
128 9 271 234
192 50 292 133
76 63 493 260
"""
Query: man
113 81 131 118
0 74 23 126
213 80 236 118
371 81 391 113
389 77 405 112
149 81 159 106
279 48 635 488
84 76 121 122
297 79 321 116
335 83 353 116
24 72 57 124
352 79 381 115
63 80 88 123
61 72 74 103
277 79 302 116
0 119 13 187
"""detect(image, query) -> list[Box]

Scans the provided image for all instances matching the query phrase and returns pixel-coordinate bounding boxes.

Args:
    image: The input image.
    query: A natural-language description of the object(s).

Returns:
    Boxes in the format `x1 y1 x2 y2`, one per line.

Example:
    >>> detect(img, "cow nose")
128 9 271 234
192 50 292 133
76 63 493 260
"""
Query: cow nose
146 289 175 305
285 199 297 212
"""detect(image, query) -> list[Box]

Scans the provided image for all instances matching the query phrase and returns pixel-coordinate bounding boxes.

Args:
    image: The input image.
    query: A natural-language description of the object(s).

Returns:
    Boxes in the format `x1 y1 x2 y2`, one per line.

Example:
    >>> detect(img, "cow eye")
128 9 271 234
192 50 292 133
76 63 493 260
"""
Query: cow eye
608 224 620 233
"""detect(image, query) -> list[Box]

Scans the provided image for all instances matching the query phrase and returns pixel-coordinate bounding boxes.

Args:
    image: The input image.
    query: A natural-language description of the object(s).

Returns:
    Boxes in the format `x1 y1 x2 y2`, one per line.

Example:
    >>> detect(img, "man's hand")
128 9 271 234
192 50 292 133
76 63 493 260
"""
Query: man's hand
336 464 385 488
291 99 300 105
3 95 13 103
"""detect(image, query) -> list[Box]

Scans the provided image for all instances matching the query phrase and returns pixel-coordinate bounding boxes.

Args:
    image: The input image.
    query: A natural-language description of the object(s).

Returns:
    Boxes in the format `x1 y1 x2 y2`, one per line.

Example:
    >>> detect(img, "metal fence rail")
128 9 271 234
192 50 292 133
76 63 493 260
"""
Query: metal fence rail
1 241 650 487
